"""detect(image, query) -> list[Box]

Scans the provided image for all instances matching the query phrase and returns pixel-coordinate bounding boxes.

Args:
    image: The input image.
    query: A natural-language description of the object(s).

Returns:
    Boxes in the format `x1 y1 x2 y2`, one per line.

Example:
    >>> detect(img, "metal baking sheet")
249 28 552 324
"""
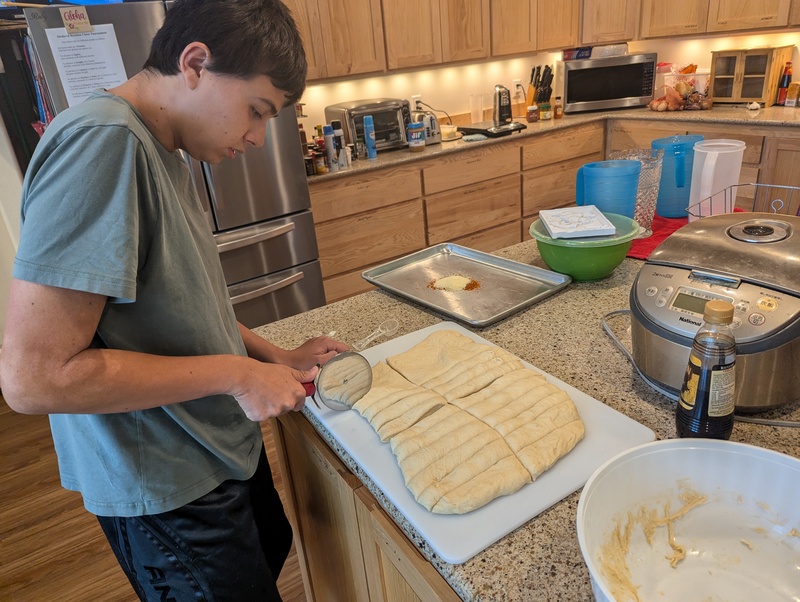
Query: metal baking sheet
362 243 571 327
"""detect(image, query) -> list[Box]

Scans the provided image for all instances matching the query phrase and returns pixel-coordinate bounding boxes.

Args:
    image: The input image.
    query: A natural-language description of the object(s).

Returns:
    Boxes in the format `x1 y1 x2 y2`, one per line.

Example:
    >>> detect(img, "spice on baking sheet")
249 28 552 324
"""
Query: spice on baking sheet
428 276 481 291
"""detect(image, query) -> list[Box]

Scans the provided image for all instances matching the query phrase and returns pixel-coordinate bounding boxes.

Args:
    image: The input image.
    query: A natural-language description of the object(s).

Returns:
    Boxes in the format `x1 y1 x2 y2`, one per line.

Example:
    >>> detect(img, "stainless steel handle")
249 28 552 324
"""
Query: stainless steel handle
689 269 741 288
202 163 219 208
229 272 304 305
217 222 296 253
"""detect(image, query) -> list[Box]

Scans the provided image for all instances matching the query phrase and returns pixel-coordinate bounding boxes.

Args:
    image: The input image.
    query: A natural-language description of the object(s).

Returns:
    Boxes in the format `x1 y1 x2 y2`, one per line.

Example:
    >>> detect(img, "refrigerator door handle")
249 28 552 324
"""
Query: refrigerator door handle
229 272 305 306
217 222 296 254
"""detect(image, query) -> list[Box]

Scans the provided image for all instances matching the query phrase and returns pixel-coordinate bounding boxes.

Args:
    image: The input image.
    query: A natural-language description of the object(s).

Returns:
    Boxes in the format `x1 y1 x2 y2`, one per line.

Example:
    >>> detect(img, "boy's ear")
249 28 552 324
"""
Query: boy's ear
178 42 212 90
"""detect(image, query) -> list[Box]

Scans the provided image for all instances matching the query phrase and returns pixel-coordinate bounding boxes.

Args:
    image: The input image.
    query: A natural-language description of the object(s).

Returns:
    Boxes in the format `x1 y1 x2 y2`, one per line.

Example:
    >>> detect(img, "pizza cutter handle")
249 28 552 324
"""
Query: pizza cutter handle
302 382 316 397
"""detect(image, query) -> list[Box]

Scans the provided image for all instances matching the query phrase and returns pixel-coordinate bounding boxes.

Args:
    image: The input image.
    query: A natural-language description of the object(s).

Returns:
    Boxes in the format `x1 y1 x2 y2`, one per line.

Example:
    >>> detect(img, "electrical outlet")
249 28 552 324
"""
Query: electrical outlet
411 94 422 110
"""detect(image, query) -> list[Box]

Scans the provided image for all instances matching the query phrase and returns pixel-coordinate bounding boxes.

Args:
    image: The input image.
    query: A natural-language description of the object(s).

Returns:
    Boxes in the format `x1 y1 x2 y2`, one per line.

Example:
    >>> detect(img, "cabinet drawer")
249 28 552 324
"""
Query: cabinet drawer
522 153 602 217
422 146 519 194
606 121 764 165
426 173 520 243
310 165 422 223
522 122 604 169
316 200 426 277
451 221 522 252
324 268 377 303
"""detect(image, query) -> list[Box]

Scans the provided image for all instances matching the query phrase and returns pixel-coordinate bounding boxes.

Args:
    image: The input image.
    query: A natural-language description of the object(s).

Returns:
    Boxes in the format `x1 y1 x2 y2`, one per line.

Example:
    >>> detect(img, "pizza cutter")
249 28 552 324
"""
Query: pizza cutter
302 351 373 411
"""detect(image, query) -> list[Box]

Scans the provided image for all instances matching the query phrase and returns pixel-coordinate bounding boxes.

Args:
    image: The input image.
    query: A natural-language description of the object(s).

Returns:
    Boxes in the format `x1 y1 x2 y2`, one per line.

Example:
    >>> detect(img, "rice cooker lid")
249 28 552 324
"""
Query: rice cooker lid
648 212 800 296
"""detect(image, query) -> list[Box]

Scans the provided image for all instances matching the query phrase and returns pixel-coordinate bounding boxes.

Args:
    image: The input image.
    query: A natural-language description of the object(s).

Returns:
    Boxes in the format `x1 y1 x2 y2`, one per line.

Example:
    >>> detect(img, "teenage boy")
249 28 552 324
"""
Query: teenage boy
0 0 346 599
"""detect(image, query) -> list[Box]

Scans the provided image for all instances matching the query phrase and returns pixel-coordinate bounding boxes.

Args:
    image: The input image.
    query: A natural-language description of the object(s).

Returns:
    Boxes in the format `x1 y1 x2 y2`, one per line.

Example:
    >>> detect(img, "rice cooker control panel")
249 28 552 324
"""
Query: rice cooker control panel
633 265 800 343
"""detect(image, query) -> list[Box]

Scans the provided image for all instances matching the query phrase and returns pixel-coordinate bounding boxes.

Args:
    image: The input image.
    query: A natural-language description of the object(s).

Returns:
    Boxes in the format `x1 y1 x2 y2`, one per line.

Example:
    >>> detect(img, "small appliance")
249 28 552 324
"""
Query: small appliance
493 84 513 123
324 98 411 151
410 98 441 145
564 53 657 113
629 212 800 412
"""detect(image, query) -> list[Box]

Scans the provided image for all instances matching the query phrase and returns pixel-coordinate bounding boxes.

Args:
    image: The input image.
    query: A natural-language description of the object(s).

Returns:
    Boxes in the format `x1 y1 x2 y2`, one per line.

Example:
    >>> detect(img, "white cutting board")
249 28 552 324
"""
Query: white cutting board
306 322 655 565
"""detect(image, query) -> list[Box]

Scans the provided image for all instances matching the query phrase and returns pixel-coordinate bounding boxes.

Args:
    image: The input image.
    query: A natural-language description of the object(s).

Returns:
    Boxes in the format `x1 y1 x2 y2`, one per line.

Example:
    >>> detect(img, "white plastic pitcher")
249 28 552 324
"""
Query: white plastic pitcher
687 139 745 222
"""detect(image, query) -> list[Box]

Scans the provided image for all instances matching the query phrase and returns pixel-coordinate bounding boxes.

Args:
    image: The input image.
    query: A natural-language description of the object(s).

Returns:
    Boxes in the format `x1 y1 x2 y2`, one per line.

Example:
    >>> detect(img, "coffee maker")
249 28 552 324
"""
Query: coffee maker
493 84 513 124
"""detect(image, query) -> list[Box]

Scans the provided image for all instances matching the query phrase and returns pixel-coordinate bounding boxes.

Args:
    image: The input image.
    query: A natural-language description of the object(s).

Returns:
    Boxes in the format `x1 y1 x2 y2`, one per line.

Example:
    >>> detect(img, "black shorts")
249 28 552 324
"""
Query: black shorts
97 445 292 602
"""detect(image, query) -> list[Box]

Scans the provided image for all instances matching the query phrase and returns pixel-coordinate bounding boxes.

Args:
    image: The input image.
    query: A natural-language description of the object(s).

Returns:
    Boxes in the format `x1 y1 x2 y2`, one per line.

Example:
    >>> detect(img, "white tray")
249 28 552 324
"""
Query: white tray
306 322 655 564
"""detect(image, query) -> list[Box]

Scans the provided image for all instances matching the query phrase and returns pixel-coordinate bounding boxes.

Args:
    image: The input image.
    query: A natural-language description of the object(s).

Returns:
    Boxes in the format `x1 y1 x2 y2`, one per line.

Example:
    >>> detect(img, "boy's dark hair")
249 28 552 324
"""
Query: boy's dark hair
144 0 307 106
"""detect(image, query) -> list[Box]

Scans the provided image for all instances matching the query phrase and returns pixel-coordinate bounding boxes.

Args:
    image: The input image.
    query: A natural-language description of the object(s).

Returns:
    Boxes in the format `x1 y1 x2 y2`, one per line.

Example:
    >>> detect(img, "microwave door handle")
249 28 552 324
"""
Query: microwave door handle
229 272 304 305
217 222 296 253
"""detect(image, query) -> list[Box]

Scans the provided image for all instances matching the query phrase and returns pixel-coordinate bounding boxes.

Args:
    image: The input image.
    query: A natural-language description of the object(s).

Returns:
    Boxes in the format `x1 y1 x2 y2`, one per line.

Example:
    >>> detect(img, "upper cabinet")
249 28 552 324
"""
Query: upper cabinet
791 0 800 24
538 0 581 50
640 0 708 37
384 0 488 70
285 0 386 80
491 0 537 57
706 0 792 32
581 0 640 44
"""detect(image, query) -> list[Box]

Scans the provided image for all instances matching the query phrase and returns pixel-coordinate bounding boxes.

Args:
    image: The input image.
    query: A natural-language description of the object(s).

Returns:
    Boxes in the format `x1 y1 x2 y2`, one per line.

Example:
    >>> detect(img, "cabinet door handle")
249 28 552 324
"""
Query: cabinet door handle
230 272 304 305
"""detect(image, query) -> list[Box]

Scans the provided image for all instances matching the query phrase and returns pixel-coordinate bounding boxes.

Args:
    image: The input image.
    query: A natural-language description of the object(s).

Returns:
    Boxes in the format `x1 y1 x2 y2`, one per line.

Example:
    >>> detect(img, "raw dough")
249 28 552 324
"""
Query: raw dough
355 330 586 514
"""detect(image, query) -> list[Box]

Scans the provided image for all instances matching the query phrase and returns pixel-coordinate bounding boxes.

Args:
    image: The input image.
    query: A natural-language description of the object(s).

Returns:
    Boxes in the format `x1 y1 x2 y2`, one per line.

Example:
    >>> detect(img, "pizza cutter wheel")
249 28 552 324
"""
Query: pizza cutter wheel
302 351 373 411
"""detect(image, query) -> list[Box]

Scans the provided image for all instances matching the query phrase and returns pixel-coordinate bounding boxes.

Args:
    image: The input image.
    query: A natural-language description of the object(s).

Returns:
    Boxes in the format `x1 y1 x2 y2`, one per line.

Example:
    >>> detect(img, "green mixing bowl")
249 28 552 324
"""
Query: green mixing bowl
529 212 639 281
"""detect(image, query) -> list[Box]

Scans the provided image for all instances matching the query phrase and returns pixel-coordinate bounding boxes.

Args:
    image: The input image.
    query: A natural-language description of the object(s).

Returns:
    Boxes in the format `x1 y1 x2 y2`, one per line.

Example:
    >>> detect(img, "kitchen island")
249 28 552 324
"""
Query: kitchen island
254 239 800 601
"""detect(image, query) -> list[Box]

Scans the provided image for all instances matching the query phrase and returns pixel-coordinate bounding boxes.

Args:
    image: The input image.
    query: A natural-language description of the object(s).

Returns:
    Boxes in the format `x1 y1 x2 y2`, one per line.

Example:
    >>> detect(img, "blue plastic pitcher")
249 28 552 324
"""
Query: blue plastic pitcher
651 134 704 218
575 160 641 218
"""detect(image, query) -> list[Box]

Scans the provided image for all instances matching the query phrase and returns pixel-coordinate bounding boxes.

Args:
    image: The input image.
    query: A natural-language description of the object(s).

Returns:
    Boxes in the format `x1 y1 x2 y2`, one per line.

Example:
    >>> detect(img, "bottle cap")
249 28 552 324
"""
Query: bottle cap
408 122 424 130
363 115 374 126
527 106 536 110
703 300 734 324
330 120 342 130
323 125 333 135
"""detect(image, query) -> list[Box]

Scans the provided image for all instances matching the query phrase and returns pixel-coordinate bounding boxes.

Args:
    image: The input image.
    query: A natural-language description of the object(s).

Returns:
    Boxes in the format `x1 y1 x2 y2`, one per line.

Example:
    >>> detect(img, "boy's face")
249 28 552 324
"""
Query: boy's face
182 69 288 164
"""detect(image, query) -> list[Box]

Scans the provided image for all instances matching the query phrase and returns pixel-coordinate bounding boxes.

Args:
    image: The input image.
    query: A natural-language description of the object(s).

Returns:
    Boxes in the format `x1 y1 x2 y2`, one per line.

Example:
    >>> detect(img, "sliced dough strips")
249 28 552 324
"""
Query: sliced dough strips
346 330 585 515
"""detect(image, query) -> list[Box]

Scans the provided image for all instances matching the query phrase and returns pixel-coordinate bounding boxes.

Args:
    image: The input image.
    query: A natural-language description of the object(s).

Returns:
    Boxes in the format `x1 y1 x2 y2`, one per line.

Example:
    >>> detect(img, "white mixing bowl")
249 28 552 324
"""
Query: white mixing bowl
577 439 800 602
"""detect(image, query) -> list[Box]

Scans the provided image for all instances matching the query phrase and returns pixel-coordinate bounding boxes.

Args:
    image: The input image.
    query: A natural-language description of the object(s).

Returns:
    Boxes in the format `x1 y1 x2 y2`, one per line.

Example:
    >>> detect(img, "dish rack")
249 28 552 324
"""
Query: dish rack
686 183 800 219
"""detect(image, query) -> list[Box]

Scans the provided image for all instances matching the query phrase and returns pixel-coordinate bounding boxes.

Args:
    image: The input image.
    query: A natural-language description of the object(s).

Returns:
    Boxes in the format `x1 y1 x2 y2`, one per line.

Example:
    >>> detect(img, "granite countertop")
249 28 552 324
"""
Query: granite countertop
308 105 800 184
254 240 800 602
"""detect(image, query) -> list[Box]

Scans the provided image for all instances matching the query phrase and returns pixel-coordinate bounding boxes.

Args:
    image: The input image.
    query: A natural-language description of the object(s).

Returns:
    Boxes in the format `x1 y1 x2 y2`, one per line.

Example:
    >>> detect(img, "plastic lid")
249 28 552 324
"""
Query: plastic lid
529 212 640 247
527 106 536 110
363 115 374 125
408 122 424 129
330 120 343 130
703 300 734 324
323 125 333 135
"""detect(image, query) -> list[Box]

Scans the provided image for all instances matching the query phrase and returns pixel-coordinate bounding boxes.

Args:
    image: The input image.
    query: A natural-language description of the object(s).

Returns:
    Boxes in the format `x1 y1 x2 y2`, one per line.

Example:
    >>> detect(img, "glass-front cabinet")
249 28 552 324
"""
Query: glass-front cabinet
710 46 795 106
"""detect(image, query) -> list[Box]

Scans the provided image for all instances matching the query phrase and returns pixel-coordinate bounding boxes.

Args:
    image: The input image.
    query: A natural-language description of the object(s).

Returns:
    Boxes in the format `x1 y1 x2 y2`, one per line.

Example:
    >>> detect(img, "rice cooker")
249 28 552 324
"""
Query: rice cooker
630 212 800 413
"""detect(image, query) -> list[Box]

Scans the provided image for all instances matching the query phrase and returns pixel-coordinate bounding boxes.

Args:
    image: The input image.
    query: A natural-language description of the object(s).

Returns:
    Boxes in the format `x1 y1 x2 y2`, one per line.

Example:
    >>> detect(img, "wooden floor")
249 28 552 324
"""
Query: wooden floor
0 396 306 601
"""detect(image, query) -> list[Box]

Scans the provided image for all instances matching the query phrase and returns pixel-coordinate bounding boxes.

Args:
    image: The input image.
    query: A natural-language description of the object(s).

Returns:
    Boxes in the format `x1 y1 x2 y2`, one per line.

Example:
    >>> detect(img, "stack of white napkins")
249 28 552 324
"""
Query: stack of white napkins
539 206 616 239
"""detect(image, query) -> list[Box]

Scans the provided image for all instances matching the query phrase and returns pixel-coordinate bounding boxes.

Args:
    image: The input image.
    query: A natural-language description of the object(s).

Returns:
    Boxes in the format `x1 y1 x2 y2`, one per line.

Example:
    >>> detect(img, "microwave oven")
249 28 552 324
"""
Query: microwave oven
563 53 657 114
324 98 412 151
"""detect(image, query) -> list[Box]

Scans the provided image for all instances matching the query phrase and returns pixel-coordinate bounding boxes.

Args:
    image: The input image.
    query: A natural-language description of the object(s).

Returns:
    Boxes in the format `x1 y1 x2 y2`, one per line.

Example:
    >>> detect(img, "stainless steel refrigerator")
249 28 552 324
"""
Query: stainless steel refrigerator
24 1 326 328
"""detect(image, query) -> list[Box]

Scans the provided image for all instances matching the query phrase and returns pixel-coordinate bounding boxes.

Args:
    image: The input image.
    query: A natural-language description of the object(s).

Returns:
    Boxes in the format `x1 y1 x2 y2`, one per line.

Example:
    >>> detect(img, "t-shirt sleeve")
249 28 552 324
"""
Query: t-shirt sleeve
14 123 152 302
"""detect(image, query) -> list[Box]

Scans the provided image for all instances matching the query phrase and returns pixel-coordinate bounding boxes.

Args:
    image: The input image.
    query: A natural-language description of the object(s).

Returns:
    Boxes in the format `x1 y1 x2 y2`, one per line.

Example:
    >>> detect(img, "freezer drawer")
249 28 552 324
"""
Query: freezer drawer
229 260 326 329
216 211 319 286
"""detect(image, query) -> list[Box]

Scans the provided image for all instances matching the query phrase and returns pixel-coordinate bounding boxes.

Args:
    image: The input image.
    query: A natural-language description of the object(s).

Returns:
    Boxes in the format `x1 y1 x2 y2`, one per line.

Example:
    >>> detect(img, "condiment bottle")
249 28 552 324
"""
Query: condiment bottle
554 96 564 119
407 122 425 152
526 105 539 123
776 61 793 106
676 300 736 440
539 102 552 121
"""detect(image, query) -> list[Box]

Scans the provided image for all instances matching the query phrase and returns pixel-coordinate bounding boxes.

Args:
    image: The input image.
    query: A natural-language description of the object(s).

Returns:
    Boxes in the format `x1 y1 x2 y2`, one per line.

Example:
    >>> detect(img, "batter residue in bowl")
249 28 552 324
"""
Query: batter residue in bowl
428 275 480 291
599 486 708 602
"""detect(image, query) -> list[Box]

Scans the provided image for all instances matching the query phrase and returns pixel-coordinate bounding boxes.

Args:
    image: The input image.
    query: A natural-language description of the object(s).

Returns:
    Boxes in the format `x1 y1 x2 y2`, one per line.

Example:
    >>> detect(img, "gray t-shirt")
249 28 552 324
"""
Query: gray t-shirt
14 90 262 517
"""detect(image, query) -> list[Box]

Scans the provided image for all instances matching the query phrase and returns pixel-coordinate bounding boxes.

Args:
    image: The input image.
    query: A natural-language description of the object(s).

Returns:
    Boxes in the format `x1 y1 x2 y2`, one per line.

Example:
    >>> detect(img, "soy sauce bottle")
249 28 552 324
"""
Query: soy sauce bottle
676 300 736 440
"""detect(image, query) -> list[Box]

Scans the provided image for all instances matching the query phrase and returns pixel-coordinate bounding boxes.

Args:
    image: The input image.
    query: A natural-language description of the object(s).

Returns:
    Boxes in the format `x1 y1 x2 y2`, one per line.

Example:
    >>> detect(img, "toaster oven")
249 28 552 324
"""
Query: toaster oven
324 98 411 151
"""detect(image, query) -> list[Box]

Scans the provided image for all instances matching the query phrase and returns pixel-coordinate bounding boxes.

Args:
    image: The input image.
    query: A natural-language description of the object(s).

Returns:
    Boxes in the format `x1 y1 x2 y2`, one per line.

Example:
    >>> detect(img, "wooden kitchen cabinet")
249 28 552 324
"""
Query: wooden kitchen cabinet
521 122 605 221
709 46 794 106
271 413 370 601
271 413 460 602
639 0 708 38
760 136 800 215
581 0 639 44
283 0 386 80
355 488 461 602
383 0 489 69
706 0 791 32
791 0 800 24
490 0 537 56
537 0 580 50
